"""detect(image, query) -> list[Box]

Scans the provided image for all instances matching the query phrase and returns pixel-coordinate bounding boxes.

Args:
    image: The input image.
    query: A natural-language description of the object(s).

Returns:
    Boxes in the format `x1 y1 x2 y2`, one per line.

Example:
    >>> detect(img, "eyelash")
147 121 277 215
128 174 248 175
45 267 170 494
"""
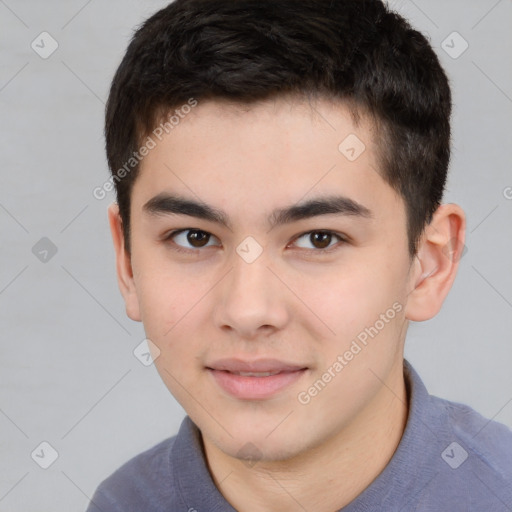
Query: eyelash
162 228 348 255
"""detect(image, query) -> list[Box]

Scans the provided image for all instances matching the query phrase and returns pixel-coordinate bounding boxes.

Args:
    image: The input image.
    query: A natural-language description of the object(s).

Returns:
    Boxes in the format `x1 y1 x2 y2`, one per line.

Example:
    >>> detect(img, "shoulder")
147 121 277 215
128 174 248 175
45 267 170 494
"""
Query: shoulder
430 394 512 491
405 361 512 480
86 435 184 512
401 362 512 509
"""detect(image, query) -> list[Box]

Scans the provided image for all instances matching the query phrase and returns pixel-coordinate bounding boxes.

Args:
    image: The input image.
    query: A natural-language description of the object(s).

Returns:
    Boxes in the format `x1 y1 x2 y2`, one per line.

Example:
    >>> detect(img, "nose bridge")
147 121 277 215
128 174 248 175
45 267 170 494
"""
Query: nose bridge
213 245 288 335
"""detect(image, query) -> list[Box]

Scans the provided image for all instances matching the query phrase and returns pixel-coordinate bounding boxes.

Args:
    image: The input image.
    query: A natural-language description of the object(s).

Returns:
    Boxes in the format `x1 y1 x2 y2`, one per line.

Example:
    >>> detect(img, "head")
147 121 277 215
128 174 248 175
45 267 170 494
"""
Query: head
106 0 465 462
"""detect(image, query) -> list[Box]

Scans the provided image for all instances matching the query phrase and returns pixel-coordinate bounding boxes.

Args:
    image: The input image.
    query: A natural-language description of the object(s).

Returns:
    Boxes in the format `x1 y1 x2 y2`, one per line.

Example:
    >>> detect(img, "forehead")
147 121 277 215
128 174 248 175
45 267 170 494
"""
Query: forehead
131 96 403 226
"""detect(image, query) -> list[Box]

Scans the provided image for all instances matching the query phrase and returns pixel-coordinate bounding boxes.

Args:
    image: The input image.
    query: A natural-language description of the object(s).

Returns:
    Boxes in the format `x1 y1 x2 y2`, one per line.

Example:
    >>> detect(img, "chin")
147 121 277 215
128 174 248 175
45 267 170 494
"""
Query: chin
229 437 305 465
203 417 313 465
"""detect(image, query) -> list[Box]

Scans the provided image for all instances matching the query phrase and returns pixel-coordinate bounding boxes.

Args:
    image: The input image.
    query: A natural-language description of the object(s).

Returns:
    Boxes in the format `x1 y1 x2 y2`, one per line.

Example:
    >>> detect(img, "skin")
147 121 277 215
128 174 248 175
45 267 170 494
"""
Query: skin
108 96 465 512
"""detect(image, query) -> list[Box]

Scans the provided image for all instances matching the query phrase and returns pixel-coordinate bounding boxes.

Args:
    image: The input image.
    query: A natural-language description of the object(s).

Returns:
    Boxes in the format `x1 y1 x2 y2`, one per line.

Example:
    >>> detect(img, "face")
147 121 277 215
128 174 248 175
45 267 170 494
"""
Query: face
115 96 418 462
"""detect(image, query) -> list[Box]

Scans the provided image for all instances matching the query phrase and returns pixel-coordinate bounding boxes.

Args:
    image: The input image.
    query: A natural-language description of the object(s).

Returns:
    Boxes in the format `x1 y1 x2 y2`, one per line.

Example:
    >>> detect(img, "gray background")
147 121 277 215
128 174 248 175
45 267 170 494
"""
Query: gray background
1 1 511 510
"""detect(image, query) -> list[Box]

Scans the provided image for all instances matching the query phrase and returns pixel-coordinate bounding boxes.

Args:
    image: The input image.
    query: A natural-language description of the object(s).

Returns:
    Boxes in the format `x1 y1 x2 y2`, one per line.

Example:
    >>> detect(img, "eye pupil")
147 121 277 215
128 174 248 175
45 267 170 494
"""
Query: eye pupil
187 229 209 247
311 232 331 249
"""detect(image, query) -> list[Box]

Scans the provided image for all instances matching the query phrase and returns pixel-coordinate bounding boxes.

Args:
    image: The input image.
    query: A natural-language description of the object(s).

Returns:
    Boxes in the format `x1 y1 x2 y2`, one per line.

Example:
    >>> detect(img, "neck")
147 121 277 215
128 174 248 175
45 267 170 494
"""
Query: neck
202 362 409 512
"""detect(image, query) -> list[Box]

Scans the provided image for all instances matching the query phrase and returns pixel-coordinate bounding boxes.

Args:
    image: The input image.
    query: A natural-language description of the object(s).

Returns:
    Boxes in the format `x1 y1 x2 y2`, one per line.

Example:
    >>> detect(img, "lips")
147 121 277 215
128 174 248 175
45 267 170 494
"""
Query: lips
206 358 307 373
206 358 308 400
232 370 282 377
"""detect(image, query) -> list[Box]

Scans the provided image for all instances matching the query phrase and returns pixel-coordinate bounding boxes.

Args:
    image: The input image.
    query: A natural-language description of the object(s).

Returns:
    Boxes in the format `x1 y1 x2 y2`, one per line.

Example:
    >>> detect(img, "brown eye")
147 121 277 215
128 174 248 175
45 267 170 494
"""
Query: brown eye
291 230 345 251
310 232 332 249
187 229 210 247
165 228 220 251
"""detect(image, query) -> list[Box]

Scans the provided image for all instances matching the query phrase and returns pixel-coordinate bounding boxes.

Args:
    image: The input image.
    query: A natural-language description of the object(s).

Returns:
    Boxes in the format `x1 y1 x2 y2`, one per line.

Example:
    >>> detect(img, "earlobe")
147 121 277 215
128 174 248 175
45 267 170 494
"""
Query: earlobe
107 203 142 322
405 203 466 322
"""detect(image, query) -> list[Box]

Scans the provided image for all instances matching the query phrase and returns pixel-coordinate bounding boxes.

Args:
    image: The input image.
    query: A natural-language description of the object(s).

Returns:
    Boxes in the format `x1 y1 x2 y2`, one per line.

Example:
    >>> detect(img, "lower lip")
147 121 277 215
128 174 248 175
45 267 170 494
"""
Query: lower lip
207 368 307 400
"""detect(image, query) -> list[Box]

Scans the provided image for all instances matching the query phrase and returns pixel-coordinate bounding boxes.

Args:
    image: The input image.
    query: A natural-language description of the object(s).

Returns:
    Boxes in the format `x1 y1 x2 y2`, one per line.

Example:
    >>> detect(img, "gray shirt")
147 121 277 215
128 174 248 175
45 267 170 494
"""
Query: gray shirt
86 360 512 511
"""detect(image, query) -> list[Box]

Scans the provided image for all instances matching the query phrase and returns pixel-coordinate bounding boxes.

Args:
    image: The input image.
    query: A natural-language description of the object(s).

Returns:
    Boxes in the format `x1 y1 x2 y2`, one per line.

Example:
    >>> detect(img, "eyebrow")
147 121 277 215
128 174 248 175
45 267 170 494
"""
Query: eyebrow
142 192 373 230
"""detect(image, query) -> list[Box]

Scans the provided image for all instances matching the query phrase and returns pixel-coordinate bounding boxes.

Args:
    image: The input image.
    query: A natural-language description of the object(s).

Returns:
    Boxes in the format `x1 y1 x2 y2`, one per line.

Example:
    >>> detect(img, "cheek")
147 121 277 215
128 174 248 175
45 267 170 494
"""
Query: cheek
136 270 209 404
136 280 177 338
307 260 407 354
306 270 381 329
133 260 199 345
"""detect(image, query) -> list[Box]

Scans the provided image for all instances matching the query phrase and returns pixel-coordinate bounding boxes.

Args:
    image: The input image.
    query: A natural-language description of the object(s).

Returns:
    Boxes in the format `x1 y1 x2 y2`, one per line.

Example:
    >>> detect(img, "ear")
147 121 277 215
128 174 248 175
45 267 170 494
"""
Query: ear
107 202 142 322
405 203 466 321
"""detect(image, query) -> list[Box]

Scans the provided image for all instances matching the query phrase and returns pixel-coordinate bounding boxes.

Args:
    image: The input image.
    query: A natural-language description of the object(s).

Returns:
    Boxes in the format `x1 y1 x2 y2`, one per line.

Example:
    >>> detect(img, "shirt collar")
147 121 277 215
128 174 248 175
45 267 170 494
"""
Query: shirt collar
342 359 452 510
172 359 450 511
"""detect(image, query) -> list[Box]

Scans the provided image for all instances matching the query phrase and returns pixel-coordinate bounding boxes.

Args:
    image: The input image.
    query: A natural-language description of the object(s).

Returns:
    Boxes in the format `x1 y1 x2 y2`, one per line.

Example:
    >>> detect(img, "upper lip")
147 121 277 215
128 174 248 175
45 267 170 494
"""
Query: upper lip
206 358 307 373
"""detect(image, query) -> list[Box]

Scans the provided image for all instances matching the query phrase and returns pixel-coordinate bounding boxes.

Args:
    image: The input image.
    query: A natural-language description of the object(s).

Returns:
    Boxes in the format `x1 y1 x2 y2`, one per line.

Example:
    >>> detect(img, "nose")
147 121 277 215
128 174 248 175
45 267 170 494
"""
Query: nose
212 248 290 339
